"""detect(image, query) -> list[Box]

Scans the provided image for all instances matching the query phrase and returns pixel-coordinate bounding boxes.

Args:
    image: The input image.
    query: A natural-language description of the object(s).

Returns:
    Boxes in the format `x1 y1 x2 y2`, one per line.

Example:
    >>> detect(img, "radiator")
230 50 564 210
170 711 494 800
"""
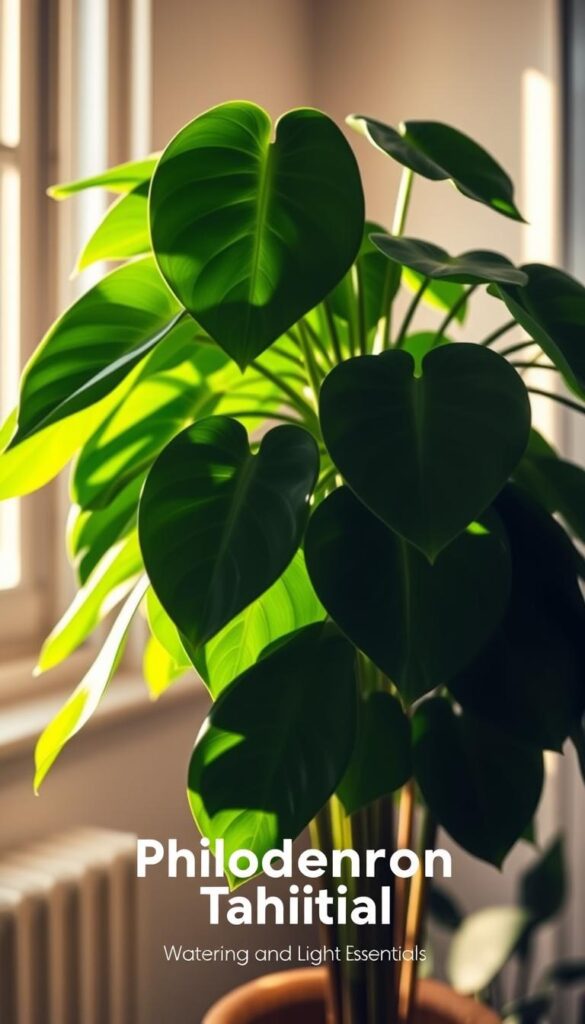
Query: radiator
0 827 137 1024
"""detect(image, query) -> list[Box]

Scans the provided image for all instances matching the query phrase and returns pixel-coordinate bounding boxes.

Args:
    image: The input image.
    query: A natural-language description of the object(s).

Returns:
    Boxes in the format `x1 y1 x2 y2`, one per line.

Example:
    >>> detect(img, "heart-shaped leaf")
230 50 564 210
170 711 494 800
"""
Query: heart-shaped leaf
75 182 150 271
187 622 357 885
494 264 585 398
413 698 544 867
320 345 531 560
349 116 523 221
448 906 531 994
194 551 324 698
48 154 158 198
337 691 411 814
34 576 148 791
305 487 510 702
371 235 527 286
8 257 182 447
449 486 585 750
149 101 364 368
139 416 319 651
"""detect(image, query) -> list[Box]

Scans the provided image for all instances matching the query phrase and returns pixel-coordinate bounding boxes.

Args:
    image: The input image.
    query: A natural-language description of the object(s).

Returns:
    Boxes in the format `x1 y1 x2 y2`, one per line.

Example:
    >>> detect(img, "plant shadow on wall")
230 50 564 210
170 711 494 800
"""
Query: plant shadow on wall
1 102 585 1023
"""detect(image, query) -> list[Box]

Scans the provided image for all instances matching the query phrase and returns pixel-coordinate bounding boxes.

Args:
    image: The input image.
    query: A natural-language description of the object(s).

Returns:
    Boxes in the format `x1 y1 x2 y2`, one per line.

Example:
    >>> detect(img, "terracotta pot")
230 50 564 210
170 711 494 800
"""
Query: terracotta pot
203 967 502 1024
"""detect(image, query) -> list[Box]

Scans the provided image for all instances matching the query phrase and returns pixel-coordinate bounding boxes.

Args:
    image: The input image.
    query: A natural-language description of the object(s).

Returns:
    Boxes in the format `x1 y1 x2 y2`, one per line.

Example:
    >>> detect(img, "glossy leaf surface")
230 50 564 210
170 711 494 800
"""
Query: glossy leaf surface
194 551 324 698
75 183 150 271
371 235 527 286
495 264 585 397
9 258 182 446
320 345 531 560
150 101 364 367
188 622 356 884
48 155 158 198
34 577 148 791
413 698 544 866
337 691 411 814
67 477 141 584
305 487 510 703
139 417 319 650
349 116 523 220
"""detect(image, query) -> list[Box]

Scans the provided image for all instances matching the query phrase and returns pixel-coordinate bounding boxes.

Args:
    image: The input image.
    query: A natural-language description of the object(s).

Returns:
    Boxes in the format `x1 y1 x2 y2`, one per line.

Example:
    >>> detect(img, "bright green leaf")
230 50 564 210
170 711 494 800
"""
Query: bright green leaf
305 487 510 703
48 155 158 198
139 417 319 651
349 116 523 221
143 634 189 700
36 533 142 673
448 906 531 994
34 577 148 791
194 551 324 698
337 691 411 814
67 477 140 584
187 622 357 886
329 221 400 336
8 257 183 447
371 235 527 285
413 698 544 867
150 101 364 368
401 331 451 374
319 345 531 560
75 183 150 271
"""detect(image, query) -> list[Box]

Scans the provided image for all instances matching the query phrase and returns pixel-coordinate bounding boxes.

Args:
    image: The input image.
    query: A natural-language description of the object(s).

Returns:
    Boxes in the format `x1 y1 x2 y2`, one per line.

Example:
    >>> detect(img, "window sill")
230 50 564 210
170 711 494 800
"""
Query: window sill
0 656 202 764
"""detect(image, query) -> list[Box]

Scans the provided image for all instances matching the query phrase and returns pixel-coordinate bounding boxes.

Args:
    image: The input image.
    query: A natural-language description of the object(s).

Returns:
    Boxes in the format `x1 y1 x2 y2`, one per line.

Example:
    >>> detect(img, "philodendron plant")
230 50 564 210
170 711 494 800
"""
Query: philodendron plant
1 102 585 1023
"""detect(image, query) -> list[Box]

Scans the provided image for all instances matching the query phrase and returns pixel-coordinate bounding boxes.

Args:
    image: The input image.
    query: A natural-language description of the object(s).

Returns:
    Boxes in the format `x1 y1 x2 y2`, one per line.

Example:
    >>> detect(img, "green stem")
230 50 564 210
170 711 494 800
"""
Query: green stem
392 168 415 237
301 316 335 369
250 359 316 420
395 276 430 347
433 283 478 344
298 319 324 405
528 388 585 415
272 342 305 368
228 409 306 426
479 319 517 346
323 298 345 364
356 262 368 356
511 362 557 372
499 339 539 358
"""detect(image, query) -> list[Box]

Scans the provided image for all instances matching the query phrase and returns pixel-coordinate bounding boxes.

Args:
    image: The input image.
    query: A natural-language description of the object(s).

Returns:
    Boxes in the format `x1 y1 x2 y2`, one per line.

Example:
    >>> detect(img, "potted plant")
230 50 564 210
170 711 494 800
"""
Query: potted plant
1 101 584 1024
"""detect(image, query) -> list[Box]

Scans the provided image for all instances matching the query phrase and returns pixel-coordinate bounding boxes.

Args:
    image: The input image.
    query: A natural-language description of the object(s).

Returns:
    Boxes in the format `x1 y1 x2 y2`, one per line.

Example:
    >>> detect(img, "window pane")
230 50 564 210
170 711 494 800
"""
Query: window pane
0 0 20 148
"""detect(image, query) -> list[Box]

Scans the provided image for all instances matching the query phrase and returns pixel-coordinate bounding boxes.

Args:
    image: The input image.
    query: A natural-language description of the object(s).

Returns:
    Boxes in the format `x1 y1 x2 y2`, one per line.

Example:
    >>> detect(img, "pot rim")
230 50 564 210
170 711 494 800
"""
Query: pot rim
202 967 502 1024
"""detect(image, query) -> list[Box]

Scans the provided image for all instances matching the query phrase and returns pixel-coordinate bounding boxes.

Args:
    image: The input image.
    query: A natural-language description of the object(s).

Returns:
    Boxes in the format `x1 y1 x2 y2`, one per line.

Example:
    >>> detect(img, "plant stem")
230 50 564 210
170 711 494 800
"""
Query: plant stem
499 339 539 358
297 320 325 406
250 359 316 420
356 262 368 356
227 410 305 426
395 781 416 950
310 808 344 1024
479 319 517 346
301 317 335 370
399 809 437 1024
395 277 430 347
272 341 305 368
392 168 415 237
511 362 557 372
528 388 585 415
323 298 345 364
433 283 478 344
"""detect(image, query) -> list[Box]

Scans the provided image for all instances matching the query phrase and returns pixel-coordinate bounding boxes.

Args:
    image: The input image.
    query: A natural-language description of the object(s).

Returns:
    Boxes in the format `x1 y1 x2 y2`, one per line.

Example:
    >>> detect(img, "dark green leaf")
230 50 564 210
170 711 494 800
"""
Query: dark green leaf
544 958 585 986
187 622 357 885
48 155 158 198
428 886 464 931
371 235 527 286
520 836 565 926
448 906 531 994
494 264 585 398
515 437 585 544
502 994 552 1023
337 691 411 814
75 182 150 271
413 698 544 866
349 116 523 221
8 258 182 447
401 331 451 374
150 101 364 368
194 551 324 698
139 417 319 651
305 487 511 703
319 345 531 560
572 722 585 784
450 487 585 750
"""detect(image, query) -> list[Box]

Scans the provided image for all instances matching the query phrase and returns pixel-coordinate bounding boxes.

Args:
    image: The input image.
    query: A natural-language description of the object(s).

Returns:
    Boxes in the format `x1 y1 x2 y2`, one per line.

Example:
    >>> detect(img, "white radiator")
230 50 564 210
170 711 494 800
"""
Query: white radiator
0 827 137 1024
